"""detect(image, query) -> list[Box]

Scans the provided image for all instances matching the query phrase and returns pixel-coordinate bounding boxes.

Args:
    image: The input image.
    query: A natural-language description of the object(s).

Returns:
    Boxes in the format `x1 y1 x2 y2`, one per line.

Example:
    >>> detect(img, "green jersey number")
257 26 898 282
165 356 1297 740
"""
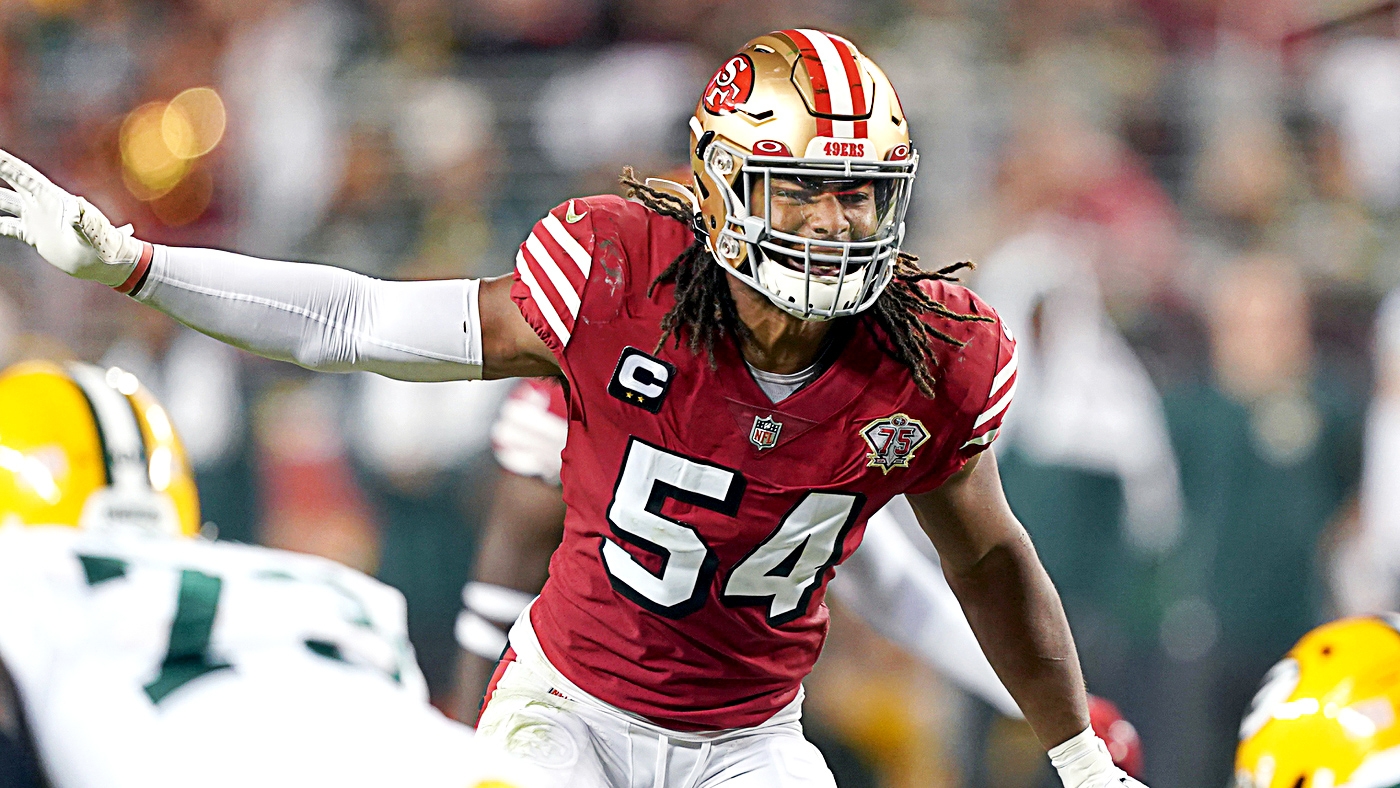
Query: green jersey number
144 569 230 703
77 554 403 705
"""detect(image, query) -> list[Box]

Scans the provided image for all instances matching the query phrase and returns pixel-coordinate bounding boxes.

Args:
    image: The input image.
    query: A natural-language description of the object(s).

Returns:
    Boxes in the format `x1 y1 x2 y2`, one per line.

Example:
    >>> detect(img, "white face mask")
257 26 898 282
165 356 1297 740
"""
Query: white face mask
704 139 917 321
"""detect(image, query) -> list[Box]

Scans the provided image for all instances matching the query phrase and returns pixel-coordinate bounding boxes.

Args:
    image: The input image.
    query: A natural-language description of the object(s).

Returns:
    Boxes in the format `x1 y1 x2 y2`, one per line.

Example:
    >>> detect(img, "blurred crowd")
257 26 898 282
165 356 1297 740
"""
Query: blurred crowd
1 0 1399 787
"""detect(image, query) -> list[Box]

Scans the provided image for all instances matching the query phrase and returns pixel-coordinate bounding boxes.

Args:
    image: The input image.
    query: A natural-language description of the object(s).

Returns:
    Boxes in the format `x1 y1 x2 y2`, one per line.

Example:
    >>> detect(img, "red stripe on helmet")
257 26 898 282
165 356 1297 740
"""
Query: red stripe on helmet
782 29 834 137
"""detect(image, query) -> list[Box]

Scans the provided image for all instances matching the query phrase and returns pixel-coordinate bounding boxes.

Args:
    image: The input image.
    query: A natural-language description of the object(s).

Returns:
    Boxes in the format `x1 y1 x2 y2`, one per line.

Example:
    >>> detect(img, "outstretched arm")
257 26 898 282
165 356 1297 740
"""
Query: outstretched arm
908 451 1141 788
0 149 556 382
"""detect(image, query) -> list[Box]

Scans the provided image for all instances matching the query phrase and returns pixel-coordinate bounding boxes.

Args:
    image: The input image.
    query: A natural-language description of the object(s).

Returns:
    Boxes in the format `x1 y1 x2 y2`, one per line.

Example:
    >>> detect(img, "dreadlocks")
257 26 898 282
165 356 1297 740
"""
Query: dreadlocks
620 169 990 399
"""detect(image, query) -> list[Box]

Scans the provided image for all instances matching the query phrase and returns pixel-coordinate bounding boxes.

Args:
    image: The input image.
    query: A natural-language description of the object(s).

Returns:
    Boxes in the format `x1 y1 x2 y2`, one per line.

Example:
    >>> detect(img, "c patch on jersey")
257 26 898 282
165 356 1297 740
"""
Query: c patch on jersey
608 347 675 414
861 413 930 473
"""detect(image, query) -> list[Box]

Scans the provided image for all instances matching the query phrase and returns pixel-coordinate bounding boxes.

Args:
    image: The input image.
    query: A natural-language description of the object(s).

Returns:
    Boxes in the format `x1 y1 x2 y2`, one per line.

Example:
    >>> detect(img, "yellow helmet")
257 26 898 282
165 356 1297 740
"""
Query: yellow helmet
686 29 916 321
0 360 200 536
1236 616 1400 788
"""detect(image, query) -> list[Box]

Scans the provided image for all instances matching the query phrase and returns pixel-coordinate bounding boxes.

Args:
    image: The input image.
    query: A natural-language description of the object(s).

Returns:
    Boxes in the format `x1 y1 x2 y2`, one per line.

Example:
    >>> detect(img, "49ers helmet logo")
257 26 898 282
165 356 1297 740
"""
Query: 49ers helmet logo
702 54 754 115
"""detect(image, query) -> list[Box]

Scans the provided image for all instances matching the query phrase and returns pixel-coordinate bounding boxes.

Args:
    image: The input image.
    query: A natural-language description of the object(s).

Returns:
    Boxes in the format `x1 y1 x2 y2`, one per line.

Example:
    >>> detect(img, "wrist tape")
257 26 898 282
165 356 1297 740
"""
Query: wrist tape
1048 727 1118 788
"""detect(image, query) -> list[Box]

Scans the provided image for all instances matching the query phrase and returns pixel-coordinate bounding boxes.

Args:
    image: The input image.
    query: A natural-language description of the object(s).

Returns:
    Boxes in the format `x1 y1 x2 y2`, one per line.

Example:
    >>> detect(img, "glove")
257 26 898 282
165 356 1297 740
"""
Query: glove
0 148 147 288
1049 726 1149 788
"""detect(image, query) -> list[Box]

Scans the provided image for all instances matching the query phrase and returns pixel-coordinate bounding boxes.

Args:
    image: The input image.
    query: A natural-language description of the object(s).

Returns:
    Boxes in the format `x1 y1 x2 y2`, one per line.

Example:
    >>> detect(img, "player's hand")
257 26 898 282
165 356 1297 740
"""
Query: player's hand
1050 726 1150 788
1068 769 1148 788
0 149 144 287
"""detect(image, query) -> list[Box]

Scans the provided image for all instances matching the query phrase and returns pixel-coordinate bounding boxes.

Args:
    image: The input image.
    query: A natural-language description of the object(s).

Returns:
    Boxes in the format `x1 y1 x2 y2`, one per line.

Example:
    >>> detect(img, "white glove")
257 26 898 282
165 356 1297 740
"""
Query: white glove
1049 727 1147 788
0 148 146 288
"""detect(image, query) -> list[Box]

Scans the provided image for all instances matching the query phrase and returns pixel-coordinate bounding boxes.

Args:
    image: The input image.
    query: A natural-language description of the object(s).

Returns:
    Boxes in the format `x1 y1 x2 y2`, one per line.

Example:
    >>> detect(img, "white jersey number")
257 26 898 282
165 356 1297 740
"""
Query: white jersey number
721 491 861 624
601 438 862 625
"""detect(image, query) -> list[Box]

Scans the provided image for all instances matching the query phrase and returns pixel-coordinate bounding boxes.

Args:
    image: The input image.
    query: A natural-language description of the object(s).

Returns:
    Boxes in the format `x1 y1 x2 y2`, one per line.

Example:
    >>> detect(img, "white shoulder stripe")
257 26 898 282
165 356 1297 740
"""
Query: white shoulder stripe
524 232 581 317
515 250 572 346
960 427 999 450
541 213 592 278
974 378 1016 429
990 344 1018 396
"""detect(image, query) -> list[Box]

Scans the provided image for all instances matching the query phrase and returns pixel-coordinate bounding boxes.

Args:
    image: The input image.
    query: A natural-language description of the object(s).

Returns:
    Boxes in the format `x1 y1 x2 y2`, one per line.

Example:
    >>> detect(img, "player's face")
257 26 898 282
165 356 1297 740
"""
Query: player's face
751 177 880 247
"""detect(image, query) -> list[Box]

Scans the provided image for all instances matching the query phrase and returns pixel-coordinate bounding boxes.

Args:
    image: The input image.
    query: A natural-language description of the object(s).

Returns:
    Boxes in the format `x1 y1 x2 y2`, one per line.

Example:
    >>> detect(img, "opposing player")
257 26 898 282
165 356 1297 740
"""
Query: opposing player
0 361 543 788
1234 616 1400 788
0 30 1144 788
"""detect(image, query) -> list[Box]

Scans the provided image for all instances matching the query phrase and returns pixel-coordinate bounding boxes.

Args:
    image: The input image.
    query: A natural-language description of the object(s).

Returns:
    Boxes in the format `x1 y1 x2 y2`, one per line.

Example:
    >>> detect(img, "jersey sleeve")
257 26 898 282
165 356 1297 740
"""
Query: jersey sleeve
510 198 610 366
901 283 1018 495
491 378 568 486
959 318 1017 459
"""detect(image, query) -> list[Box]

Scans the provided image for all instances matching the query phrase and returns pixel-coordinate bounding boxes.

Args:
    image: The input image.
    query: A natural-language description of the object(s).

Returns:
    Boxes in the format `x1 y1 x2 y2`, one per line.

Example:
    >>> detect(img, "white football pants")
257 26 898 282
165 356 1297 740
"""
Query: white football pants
476 614 837 788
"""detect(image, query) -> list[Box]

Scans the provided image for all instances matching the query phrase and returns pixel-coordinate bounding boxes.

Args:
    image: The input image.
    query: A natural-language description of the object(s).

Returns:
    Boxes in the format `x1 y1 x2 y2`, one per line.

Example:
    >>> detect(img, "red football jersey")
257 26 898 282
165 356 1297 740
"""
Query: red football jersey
510 195 1016 731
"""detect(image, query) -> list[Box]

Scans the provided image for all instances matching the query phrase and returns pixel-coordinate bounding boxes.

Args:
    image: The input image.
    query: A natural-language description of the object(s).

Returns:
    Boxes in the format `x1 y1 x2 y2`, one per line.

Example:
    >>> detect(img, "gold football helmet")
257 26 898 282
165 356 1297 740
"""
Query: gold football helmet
683 29 916 321
0 360 199 536
1236 616 1400 788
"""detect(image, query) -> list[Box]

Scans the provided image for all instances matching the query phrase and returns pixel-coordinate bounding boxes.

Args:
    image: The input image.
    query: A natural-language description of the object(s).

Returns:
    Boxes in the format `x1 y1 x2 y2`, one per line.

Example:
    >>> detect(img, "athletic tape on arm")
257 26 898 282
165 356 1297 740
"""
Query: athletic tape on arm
137 246 483 381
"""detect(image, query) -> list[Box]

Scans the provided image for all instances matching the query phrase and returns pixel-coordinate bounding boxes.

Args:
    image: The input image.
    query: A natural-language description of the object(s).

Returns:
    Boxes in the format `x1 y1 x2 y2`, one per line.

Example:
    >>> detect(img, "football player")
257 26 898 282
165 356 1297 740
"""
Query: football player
455 377 1022 718
1234 615 1400 788
458 377 1145 774
0 361 543 788
0 30 1145 788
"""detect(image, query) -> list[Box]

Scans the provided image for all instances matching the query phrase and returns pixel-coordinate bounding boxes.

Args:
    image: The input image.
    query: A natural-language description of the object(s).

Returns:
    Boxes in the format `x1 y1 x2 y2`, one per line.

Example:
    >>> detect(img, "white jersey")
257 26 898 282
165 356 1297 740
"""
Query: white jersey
0 525 541 788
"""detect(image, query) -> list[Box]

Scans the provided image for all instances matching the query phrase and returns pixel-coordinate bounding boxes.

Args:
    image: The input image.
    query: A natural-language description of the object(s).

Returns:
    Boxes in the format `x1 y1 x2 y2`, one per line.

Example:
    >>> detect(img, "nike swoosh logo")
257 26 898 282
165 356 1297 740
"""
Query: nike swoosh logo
565 199 587 224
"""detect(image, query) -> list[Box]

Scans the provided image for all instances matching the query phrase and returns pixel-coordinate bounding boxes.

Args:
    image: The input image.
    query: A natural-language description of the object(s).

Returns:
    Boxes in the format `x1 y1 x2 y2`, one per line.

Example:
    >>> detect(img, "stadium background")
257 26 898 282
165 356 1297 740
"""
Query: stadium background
0 0 1396 786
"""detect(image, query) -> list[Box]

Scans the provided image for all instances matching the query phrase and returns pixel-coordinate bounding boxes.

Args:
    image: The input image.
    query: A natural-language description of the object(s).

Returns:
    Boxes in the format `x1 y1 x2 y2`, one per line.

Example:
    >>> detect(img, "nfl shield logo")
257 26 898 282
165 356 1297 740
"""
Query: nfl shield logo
749 415 782 450
861 413 931 473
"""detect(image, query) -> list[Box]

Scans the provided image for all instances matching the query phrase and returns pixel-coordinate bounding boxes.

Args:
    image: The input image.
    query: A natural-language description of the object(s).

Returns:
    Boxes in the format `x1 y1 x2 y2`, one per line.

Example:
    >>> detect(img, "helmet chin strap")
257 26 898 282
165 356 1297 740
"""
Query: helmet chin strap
755 256 865 320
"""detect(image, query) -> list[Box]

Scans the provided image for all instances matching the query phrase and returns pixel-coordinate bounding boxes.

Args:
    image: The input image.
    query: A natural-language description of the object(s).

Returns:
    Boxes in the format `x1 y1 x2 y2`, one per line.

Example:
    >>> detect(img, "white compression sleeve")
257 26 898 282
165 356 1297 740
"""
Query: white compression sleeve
830 496 1023 718
135 245 483 381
